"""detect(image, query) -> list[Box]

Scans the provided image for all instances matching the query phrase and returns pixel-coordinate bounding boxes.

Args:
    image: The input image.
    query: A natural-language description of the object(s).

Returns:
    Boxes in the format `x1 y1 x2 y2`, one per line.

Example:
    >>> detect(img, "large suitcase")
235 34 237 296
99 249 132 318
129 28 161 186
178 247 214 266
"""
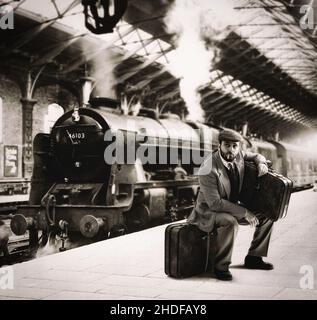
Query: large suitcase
165 223 209 278
239 161 293 221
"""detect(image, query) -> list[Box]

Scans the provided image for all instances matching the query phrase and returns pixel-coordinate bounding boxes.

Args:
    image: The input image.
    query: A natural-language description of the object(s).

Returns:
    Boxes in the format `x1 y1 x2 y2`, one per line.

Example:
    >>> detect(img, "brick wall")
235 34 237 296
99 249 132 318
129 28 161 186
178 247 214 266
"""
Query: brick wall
0 74 23 179
0 75 79 180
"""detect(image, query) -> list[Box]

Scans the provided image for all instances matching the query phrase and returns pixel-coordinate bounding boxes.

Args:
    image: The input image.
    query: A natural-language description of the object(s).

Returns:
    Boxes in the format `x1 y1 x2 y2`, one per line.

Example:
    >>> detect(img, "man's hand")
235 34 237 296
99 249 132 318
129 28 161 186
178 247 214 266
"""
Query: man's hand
245 210 259 227
258 163 268 177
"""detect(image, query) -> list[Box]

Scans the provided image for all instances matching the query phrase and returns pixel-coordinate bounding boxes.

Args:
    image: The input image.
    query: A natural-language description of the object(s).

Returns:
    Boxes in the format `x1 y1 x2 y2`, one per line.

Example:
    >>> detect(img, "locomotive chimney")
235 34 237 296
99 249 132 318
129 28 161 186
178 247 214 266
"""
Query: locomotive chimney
80 76 94 106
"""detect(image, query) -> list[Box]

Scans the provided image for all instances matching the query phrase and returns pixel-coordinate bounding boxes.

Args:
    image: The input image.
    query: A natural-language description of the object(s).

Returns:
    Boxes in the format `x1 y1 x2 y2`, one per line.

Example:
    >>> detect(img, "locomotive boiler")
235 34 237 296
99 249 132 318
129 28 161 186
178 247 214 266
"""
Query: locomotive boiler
10 97 218 250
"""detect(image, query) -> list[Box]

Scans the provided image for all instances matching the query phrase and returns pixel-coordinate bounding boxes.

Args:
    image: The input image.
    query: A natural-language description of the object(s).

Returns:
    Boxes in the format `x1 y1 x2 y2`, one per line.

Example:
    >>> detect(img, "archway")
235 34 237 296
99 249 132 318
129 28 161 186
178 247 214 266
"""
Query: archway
44 103 64 133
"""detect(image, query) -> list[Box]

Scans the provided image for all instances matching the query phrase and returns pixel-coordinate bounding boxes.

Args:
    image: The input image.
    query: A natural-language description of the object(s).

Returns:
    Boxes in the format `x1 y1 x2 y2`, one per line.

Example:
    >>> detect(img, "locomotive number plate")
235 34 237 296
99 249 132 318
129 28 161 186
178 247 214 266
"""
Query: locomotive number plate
66 130 86 144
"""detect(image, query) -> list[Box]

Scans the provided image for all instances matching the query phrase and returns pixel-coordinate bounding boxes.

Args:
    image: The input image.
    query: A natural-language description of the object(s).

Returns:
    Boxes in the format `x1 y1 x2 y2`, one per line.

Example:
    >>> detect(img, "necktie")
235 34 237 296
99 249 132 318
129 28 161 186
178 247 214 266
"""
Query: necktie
227 162 239 203
228 162 234 173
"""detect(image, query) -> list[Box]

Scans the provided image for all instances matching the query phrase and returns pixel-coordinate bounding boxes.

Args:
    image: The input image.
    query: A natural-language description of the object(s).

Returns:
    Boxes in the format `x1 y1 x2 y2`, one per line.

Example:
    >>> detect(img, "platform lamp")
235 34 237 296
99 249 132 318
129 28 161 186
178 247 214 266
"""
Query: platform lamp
82 0 128 34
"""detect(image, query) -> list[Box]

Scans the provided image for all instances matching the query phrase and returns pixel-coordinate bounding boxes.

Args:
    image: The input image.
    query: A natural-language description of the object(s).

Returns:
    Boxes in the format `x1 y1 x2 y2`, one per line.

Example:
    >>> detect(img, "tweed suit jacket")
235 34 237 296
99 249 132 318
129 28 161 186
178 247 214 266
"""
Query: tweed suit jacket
187 149 267 233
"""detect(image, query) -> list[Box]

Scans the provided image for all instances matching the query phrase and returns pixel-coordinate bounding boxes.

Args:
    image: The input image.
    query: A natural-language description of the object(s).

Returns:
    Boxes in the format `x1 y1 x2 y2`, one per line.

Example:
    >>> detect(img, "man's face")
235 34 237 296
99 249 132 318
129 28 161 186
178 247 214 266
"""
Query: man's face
219 140 240 162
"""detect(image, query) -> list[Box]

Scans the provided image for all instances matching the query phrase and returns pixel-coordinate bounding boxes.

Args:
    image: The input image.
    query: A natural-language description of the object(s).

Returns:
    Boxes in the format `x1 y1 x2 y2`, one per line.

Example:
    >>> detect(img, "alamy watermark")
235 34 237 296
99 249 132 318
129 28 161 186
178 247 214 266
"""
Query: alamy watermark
0 4 14 30
300 4 315 30
103 128 209 165
299 265 314 290
97 120 214 175
0 266 14 290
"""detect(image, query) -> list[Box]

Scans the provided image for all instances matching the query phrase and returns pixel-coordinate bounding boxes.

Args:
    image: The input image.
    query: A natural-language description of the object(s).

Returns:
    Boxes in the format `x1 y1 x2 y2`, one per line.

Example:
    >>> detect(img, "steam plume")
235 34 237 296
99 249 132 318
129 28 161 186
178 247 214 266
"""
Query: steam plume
164 0 241 122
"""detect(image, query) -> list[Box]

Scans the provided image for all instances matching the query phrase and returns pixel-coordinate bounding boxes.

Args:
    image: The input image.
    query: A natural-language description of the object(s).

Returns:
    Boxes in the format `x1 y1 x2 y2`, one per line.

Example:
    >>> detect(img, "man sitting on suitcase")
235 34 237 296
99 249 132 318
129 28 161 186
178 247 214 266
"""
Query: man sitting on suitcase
187 128 274 281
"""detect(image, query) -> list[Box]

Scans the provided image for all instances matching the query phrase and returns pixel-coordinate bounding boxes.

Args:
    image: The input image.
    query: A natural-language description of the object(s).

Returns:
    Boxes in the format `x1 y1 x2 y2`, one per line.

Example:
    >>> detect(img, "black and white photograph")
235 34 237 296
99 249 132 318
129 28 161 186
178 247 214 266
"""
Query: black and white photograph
0 0 317 306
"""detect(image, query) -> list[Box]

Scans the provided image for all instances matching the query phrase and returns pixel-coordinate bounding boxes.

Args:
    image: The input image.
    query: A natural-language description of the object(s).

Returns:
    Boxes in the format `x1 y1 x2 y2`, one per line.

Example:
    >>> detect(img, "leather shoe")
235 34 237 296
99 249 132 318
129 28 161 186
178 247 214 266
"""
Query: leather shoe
214 269 233 281
244 255 273 270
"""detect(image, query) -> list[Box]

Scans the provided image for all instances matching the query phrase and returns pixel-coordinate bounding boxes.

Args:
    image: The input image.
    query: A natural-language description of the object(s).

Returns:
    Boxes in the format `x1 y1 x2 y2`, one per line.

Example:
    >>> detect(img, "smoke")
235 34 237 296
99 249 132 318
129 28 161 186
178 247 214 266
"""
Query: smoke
35 231 91 258
164 0 240 122
36 233 60 258
90 47 118 99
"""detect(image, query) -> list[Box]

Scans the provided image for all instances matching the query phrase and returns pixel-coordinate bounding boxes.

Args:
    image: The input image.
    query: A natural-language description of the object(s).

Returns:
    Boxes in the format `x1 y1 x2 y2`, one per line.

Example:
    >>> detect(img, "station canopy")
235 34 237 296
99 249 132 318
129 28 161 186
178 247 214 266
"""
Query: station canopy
1 0 317 139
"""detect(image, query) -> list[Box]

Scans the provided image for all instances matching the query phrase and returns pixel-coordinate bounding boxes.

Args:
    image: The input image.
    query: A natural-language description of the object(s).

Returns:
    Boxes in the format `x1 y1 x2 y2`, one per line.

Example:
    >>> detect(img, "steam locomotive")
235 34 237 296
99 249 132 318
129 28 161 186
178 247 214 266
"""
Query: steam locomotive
9 97 317 251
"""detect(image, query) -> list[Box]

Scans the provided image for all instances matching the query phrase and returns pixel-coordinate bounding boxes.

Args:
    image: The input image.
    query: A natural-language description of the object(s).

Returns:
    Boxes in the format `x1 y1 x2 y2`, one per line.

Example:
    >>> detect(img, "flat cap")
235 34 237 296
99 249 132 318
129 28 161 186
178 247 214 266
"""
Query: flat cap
218 128 242 142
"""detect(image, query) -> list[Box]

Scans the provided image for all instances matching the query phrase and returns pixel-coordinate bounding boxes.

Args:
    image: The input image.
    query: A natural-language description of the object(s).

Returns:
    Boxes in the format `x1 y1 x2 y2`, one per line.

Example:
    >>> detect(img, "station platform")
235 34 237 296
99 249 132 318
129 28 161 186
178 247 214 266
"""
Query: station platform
1 189 317 300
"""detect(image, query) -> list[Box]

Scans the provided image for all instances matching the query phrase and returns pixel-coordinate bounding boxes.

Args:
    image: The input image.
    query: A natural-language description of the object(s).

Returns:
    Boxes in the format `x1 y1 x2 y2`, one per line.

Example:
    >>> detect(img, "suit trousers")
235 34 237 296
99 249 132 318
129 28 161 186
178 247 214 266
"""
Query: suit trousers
211 212 274 271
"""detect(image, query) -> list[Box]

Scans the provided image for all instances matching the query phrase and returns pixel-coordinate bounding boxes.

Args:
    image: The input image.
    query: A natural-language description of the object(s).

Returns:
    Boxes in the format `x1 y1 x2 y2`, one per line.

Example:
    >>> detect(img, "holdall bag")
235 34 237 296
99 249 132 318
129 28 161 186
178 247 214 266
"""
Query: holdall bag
239 161 293 221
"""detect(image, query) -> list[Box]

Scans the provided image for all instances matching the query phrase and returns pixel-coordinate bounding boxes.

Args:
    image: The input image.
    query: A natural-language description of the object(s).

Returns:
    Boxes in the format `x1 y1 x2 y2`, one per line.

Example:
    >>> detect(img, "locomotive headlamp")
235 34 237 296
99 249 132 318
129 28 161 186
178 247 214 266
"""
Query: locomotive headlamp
82 0 128 34
72 105 80 122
